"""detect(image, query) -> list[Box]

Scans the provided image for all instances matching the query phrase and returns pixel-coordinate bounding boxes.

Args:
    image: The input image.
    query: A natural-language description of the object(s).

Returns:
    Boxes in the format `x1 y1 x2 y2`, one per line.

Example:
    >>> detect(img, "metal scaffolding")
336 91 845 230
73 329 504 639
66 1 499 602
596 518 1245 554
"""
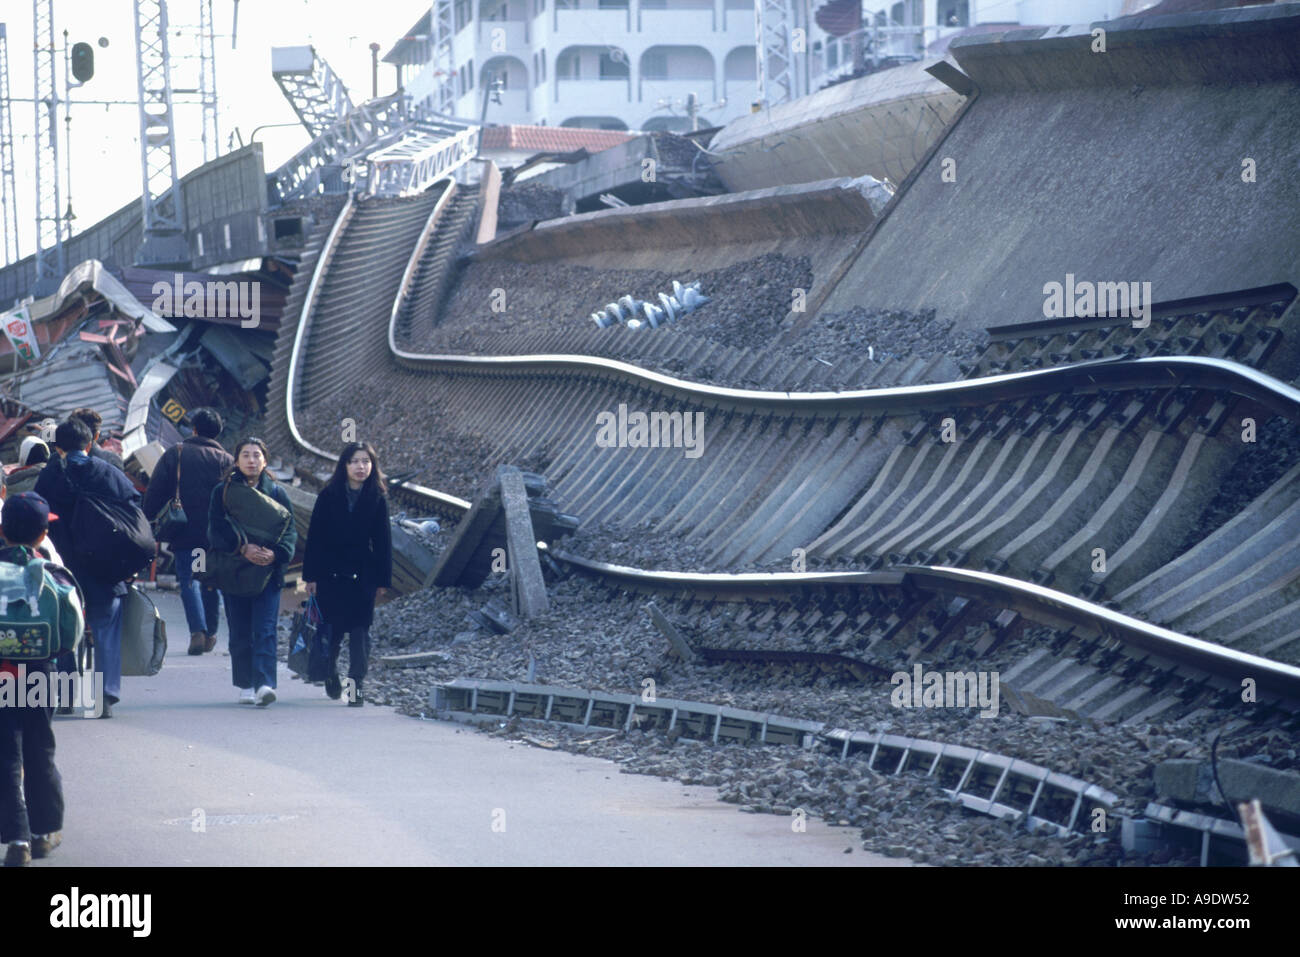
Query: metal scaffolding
133 0 189 266
0 23 20 266
32 0 65 292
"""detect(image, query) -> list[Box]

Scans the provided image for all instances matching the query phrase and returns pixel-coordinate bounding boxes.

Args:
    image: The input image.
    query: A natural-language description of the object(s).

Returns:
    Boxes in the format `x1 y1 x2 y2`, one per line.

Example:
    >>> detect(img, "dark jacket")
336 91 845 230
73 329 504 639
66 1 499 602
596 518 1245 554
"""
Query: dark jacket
34 451 143 603
142 436 235 551
302 481 391 630
207 470 298 592
91 444 125 472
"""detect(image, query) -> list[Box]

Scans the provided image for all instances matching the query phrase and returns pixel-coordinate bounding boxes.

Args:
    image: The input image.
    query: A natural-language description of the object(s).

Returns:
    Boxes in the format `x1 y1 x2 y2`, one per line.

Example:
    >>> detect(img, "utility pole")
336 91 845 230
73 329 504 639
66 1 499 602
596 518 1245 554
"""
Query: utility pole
32 0 65 293
0 23 20 266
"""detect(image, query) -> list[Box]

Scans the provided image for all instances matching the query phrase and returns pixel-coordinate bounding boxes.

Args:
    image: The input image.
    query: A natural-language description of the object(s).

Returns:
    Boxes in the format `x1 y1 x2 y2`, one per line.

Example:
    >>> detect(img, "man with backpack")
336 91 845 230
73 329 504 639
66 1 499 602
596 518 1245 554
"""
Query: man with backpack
0 493 85 866
143 408 233 657
36 419 154 719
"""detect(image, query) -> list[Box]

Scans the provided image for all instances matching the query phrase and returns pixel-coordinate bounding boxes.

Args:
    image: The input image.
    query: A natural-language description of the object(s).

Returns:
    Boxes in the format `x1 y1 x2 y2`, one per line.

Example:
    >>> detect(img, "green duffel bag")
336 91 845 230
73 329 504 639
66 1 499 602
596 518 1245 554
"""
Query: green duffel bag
197 476 292 597
202 548 274 598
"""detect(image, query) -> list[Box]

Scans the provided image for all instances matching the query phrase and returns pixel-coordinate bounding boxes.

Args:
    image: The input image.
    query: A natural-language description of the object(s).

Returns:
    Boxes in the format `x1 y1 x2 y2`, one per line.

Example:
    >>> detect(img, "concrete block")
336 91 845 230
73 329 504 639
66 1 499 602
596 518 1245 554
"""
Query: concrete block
1154 758 1300 826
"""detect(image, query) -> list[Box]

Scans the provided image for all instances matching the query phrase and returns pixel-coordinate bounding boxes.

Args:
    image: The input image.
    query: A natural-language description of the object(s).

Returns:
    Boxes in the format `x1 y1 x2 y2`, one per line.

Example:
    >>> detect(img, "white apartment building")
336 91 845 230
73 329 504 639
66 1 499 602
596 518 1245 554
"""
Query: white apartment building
383 0 801 132
382 0 1124 134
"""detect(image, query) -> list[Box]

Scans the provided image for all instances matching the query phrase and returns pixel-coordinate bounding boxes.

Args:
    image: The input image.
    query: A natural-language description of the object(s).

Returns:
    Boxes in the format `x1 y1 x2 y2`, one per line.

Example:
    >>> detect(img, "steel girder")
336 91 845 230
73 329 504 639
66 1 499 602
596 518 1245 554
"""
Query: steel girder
266 93 409 205
271 45 355 139
365 120 479 197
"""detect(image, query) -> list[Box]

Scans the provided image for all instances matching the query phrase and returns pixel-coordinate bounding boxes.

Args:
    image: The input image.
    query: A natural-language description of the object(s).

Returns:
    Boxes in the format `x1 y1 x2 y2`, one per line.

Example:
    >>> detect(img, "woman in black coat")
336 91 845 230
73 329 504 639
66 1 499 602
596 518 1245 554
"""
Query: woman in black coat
302 441 392 707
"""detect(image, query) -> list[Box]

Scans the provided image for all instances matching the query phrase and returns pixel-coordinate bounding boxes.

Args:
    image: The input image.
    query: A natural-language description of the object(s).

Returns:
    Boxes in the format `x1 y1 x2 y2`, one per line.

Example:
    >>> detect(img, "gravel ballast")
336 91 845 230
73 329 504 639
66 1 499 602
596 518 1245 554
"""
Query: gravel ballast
270 541 1295 866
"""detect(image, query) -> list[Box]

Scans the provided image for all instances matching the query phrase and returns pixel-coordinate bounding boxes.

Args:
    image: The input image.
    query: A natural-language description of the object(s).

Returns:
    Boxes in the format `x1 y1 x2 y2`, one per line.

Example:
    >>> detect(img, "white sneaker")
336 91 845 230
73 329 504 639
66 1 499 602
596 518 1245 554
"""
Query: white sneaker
255 685 276 707
238 688 255 705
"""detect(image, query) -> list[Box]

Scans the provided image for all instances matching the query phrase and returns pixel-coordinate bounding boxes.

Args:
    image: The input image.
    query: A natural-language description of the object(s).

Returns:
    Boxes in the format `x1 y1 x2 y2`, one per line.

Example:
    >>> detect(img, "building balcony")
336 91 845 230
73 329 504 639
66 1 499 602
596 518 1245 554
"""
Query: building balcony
477 18 530 51
553 8 631 43
404 64 439 109
638 7 715 34
553 77 633 118
639 76 717 107
452 29 476 65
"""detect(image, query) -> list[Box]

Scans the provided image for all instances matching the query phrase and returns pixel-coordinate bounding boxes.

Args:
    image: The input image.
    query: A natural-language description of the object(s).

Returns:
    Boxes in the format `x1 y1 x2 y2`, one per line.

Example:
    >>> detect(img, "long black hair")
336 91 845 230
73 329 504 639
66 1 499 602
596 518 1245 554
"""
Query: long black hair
324 441 387 498
228 436 271 483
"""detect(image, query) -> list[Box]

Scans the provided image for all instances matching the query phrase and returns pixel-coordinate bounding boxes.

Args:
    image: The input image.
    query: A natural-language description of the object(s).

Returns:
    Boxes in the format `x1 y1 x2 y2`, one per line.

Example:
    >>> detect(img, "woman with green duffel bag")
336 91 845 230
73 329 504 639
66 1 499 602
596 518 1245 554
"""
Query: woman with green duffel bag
202 438 296 708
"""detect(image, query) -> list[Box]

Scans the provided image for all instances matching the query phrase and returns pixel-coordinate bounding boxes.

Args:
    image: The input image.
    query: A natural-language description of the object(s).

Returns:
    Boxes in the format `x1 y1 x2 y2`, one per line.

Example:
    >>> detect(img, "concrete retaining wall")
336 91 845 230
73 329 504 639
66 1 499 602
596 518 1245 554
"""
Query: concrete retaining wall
817 6 1300 334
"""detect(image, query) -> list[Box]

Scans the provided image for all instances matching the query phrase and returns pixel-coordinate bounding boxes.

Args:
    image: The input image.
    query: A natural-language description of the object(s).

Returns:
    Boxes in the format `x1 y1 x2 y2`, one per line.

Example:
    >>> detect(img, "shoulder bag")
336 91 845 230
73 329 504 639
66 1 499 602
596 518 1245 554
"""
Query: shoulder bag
151 446 189 542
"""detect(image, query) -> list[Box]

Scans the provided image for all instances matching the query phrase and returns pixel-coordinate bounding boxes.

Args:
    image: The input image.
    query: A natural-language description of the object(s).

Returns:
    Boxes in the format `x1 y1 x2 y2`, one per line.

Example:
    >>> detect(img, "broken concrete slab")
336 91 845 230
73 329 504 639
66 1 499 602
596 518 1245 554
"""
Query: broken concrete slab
499 464 548 618
428 467 576 591
1155 758 1300 829
647 601 696 662
428 478 504 588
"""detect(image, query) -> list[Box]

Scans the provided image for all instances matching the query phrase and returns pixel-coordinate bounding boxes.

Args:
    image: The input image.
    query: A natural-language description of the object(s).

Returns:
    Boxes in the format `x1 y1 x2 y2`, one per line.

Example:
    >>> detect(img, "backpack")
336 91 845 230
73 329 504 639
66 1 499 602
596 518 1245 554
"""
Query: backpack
65 476 156 584
0 553 84 661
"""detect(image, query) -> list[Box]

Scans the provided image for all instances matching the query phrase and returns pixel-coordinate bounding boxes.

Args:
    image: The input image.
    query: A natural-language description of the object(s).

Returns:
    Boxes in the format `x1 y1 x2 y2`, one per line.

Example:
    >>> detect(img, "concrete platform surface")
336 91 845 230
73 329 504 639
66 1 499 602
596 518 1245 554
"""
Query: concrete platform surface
42 589 907 867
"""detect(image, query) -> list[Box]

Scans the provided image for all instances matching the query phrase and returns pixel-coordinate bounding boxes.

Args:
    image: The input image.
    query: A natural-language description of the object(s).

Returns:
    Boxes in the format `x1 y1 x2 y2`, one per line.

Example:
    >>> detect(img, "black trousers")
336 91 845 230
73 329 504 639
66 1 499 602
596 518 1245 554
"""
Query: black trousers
327 628 370 687
0 661 64 844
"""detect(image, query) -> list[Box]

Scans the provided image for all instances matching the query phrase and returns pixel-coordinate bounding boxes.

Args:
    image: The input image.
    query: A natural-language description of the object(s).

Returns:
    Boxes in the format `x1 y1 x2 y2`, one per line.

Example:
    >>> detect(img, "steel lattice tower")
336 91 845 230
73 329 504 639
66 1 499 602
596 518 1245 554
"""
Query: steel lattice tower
133 0 189 266
32 0 64 291
429 0 456 116
198 0 219 162
0 23 21 266
754 0 809 109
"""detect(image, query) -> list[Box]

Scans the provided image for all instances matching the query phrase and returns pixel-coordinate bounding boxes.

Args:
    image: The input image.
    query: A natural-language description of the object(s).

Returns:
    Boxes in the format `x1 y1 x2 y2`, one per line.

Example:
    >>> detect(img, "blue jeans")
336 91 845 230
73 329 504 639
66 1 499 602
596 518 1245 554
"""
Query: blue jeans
85 595 123 702
176 547 221 636
224 585 280 691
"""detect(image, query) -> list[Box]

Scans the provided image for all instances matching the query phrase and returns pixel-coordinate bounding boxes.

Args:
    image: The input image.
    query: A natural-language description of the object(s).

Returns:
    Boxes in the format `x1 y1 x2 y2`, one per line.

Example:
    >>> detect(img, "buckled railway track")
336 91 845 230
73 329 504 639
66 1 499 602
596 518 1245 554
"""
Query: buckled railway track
263 184 1300 727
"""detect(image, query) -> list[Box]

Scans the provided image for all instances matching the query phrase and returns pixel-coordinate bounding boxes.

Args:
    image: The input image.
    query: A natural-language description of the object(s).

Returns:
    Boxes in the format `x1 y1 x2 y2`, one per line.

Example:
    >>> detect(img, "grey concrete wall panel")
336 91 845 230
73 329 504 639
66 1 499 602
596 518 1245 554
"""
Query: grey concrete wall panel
817 7 1300 335
706 58 966 192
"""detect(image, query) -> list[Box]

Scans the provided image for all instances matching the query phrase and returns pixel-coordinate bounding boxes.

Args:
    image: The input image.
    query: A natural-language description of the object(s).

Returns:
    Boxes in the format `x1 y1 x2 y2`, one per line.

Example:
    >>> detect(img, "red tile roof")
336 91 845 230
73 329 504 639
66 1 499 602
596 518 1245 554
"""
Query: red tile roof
479 124 635 154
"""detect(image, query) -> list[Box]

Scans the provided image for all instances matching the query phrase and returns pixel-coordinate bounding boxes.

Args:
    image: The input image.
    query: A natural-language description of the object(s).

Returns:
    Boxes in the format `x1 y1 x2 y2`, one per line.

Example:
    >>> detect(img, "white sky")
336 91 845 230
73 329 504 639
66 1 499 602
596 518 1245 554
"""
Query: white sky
4 0 434 265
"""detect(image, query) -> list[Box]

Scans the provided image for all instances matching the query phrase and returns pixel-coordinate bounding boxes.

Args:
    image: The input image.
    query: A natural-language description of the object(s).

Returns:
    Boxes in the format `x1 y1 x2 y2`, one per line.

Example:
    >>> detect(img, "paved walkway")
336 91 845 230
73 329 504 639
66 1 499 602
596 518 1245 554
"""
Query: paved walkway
43 589 907 866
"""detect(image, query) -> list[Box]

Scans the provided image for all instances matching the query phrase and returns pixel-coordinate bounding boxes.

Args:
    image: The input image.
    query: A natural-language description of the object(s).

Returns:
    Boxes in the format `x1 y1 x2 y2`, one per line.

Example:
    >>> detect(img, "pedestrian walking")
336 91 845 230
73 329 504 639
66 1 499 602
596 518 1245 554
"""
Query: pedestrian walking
69 408 125 472
5 436 51 497
142 408 234 656
302 442 392 708
206 438 296 707
35 419 151 719
0 493 85 866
